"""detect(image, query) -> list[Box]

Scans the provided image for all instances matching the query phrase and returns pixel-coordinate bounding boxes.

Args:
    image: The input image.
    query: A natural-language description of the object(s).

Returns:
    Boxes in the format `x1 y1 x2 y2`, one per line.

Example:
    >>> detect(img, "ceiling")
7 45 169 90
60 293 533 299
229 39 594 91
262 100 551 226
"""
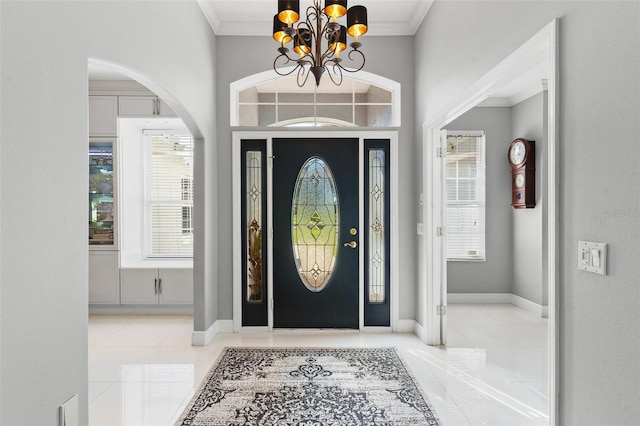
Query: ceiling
196 0 434 36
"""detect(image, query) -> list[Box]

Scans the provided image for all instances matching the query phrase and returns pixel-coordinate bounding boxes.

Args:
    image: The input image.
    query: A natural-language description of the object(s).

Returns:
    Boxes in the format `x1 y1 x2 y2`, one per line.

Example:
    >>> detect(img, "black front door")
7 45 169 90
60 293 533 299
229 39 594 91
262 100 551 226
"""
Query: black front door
273 138 359 328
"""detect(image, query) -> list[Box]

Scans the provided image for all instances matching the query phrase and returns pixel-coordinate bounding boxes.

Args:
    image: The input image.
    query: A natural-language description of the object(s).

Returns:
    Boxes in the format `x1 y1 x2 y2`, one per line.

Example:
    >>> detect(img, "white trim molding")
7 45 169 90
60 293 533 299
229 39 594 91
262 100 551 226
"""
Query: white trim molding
447 293 549 318
89 305 193 315
447 293 511 304
394 319 426 338
192 319 233 346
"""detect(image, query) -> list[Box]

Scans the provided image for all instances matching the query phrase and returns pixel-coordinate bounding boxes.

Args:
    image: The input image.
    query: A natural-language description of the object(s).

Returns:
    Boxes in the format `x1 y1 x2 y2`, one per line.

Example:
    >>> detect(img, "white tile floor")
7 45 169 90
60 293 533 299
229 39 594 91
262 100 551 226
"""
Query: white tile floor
88 304 548 426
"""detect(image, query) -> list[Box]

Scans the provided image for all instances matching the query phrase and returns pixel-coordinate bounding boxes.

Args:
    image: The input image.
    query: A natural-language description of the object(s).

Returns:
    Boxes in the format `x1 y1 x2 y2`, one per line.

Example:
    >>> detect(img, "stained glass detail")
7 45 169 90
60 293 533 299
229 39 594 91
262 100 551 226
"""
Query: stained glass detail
246 151 263 303
292 157 339 292
368 150 386 303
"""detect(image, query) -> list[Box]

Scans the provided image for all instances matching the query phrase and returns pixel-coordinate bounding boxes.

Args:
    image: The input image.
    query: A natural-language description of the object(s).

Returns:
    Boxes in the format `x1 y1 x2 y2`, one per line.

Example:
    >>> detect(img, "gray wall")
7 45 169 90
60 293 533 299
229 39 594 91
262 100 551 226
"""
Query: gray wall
445 107 514 294
445 93 548 307
415 1 640 424
512 92 547 306
0 2 217 424
216 36 417 321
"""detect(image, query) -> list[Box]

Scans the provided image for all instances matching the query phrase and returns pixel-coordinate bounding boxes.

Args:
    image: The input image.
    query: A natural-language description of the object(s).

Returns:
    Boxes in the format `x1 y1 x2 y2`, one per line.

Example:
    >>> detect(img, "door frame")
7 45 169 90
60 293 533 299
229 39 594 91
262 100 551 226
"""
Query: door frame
421 19 559 424
232 129 399 332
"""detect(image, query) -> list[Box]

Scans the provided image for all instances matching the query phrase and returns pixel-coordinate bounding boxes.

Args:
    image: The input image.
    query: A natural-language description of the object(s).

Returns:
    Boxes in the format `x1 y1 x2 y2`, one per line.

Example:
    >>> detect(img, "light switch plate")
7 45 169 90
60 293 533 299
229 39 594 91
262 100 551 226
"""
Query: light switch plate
578 240 607 275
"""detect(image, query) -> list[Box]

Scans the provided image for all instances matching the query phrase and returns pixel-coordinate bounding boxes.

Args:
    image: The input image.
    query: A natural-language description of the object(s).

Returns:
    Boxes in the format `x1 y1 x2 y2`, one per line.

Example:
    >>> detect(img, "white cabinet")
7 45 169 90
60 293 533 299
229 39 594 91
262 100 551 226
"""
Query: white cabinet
89 96 118 136
120 268 192 305
89 251 120 304
157 269 194 304
118 96 176 118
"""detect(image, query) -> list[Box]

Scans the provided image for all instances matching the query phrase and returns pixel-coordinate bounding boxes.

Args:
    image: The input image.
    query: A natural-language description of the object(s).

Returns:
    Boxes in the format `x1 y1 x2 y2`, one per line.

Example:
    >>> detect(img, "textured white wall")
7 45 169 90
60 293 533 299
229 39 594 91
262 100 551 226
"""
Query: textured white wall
0 1 217 424
415 1 640 424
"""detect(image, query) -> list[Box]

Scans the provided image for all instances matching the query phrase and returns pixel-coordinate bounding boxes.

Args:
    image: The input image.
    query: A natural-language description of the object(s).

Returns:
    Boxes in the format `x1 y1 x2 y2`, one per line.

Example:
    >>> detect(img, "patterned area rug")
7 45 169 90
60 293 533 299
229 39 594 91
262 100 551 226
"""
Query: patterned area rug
177 347 439 425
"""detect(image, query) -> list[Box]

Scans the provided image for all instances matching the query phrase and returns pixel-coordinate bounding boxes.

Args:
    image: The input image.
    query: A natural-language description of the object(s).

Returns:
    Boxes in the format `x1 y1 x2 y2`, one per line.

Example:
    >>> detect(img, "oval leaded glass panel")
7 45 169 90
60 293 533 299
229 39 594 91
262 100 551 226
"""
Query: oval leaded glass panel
291 157 339 292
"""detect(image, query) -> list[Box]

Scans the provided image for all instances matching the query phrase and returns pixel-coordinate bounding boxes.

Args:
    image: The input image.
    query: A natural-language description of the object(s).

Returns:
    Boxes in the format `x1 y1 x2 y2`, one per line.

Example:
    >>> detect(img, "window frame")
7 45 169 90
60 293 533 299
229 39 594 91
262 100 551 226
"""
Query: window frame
230 69 401 127
142 129 194 259
445 130 486 261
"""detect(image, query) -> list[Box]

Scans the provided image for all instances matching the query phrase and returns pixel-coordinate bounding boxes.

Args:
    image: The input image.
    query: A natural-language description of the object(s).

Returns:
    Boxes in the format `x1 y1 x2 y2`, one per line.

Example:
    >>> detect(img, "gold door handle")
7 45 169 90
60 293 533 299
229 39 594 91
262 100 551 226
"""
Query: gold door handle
343 241 358 249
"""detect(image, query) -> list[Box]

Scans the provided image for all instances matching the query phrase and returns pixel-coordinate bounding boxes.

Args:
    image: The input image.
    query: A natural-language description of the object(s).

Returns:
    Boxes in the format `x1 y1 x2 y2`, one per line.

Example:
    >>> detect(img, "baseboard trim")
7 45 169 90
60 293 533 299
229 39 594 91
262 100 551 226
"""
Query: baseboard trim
395 319 417 333
447 293 511 304
413 321 425 340
192 319 233 346
362 326 393 333
89 304 193 315
510 294 547 317
240 326 269 332
448 293 548 318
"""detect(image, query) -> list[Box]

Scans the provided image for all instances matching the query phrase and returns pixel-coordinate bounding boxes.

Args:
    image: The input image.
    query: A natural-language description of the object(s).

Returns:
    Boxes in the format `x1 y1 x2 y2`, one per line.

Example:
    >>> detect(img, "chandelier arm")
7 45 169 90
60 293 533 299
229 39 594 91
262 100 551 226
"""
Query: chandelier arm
319 46 335 63
319 8 341 65
326 63 344 86
341 48 366 73
297 64 312 87
274 52 302 77
308 3 323 67
296 20 313 40
294 20 317 65
301 5 318 44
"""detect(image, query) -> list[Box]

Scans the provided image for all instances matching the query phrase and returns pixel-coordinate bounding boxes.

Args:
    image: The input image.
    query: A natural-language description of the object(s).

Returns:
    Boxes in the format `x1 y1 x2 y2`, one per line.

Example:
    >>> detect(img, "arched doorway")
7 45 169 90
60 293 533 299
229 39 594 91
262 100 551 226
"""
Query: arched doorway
87 58 206 330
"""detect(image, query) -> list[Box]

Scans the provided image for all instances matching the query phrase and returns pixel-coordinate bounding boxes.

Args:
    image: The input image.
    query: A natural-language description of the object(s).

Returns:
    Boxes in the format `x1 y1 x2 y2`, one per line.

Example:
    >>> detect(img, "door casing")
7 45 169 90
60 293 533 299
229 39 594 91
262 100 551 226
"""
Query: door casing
232 129 399 332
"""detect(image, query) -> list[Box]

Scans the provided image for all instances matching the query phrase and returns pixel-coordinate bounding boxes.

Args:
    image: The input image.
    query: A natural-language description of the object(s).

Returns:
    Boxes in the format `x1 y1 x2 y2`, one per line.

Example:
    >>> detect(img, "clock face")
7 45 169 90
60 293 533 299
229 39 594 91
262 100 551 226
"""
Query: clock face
509 140 526 165
514 173 524 189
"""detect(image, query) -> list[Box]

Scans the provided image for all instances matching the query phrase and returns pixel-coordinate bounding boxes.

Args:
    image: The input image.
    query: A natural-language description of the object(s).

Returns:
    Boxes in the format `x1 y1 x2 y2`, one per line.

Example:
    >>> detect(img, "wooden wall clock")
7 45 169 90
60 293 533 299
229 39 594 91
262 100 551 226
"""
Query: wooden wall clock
508 138 536 208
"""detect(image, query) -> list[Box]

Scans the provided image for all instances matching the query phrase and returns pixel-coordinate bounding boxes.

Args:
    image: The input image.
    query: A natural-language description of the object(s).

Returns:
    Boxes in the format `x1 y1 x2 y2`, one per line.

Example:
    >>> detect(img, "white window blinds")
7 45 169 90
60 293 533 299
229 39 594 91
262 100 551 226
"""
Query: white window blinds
143 130 194 258
446 132 486 260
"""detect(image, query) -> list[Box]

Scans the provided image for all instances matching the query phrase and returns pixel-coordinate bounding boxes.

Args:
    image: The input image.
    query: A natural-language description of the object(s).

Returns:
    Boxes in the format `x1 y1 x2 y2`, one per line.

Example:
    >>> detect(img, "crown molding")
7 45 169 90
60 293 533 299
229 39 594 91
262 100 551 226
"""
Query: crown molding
196 1 433 37
408 0 434 35
212 21 421 37
196 0 222 34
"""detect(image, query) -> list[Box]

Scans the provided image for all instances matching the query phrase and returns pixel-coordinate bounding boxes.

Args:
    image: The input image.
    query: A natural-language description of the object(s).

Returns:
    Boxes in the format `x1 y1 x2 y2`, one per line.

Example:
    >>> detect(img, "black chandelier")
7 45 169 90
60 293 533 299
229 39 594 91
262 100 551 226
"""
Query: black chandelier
273 0 368 87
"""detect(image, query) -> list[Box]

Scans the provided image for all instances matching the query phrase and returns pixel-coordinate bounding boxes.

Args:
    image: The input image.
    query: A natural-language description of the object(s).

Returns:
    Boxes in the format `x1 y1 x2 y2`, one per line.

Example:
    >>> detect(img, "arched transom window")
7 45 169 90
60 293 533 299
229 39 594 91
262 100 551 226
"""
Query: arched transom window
231 70 400 127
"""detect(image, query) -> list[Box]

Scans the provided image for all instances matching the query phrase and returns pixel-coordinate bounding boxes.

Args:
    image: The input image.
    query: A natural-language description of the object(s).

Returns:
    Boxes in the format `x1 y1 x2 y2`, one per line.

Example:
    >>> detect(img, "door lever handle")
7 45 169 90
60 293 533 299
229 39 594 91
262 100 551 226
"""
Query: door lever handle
343 241 358 249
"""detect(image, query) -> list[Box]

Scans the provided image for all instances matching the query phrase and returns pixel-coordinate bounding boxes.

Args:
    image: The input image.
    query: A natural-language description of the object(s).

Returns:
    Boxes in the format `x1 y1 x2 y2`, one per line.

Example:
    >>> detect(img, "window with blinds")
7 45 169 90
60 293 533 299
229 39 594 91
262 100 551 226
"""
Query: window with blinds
446 131 486 260
143 130 194 258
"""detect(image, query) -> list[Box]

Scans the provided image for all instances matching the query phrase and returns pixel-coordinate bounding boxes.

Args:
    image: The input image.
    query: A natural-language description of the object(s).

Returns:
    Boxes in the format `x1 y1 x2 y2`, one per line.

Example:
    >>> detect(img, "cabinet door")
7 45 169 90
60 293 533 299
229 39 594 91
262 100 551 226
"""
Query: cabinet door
120 269 159 304
89 251 120 304
158 269 193 304
118 96 156 117
157 98 177 117
89 96 117 136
